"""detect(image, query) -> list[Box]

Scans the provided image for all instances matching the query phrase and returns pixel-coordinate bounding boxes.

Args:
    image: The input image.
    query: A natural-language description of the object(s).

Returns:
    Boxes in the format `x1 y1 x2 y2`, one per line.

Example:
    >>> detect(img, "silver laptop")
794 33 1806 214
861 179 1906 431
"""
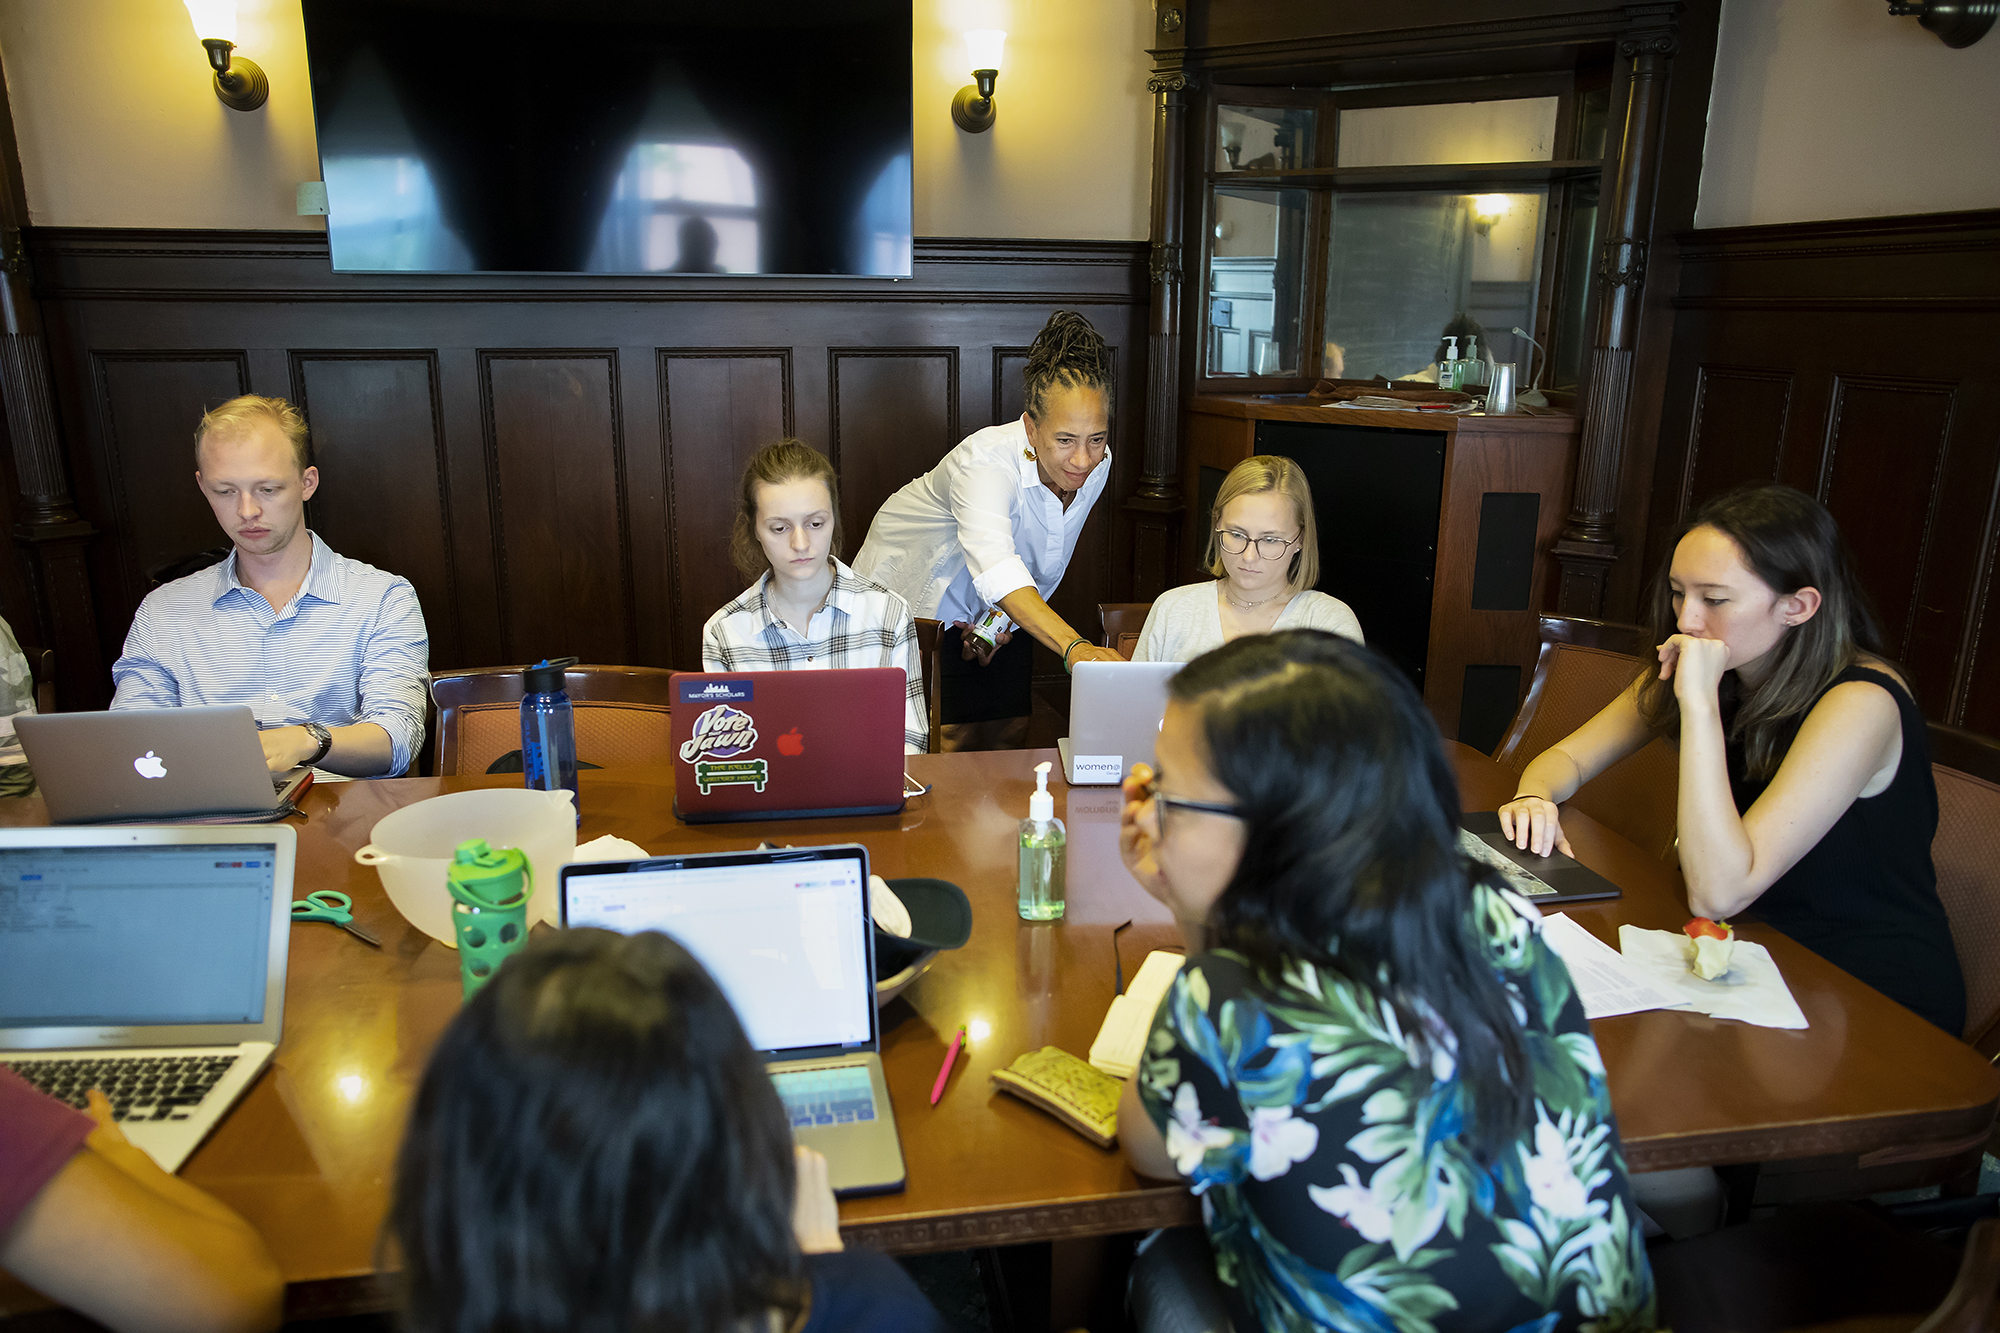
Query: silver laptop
1059 660 1184 785
561 843 905 1197
17 706 311 824
0 825 296 1171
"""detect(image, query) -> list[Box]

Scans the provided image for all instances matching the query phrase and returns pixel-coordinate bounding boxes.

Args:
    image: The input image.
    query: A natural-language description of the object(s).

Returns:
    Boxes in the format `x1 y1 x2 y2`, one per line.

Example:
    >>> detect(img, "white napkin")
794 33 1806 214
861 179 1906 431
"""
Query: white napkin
571 835 652 862
869 874 911 938
1617 925 1810 1030
1539 914 1691 1019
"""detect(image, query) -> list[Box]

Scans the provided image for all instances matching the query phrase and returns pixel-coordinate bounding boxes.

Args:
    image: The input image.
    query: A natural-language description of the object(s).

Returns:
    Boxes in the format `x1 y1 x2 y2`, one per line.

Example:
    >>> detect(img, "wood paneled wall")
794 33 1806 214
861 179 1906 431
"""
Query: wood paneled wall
1648 210 2000 732
23 231 1148 709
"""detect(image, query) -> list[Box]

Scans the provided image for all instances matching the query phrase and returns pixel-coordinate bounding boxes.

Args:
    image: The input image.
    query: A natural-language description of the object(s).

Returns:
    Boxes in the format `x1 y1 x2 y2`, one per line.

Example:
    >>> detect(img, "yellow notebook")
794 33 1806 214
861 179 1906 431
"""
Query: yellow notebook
990 1046 1122 1148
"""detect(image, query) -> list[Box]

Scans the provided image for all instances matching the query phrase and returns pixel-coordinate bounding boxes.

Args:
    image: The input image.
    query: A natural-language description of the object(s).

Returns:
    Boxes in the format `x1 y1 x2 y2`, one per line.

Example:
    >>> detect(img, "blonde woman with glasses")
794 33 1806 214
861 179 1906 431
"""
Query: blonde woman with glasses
1130 456 1362 663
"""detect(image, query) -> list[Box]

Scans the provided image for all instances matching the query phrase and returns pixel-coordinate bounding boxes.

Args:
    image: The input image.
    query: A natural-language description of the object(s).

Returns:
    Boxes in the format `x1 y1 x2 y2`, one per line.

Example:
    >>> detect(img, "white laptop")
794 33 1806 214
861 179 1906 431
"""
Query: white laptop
0 825 296 1171
17 706 311 824
1058 661 1184 785
560 843 906 1197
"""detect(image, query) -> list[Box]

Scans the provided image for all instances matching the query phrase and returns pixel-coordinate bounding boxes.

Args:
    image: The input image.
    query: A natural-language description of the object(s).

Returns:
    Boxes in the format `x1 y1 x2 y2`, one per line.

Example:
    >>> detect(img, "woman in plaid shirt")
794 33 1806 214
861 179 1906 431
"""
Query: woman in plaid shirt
701 441 929 754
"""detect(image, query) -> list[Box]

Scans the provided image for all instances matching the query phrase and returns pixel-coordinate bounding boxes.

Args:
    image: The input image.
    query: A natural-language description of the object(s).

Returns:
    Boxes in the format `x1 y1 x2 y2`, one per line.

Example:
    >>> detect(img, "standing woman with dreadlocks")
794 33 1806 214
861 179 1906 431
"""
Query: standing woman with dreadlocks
855 310 1126 750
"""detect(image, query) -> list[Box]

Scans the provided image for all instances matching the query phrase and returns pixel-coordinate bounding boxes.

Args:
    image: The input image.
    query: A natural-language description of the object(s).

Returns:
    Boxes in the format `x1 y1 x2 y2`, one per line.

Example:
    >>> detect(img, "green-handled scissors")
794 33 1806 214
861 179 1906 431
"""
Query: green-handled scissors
291 891 382 948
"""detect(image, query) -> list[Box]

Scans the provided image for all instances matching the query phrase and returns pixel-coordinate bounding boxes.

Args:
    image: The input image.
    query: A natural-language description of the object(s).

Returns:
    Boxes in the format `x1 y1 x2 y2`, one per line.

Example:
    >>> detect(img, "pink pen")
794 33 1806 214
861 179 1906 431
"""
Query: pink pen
930 1025 967 1106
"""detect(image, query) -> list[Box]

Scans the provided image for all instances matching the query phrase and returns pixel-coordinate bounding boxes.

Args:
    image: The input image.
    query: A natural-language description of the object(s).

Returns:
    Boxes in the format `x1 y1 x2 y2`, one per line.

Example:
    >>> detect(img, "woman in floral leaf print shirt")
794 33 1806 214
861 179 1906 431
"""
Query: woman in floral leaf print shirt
1116 631 1655 1333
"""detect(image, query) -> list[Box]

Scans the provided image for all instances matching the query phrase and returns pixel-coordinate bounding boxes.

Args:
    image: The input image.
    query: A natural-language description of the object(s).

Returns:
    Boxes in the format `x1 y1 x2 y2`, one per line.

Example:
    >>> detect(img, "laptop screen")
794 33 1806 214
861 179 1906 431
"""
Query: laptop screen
0 844 277 1028
564 851 873 1054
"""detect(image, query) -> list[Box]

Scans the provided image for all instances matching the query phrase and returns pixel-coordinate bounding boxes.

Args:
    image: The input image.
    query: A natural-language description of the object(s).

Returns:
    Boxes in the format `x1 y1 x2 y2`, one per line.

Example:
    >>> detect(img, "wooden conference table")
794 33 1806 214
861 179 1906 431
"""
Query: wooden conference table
3 745 1996 1319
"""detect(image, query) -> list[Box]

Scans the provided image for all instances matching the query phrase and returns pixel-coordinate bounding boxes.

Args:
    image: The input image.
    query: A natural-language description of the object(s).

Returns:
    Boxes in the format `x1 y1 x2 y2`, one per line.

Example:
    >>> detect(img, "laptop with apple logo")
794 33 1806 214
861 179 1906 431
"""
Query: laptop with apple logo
669 668 906 823
16 706 312 825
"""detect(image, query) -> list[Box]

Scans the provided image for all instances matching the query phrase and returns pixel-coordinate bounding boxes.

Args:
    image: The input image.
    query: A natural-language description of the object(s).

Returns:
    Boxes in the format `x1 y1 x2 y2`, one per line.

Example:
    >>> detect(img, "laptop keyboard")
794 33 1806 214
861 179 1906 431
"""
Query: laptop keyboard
3 1054 239 1123
773 1065 876 1128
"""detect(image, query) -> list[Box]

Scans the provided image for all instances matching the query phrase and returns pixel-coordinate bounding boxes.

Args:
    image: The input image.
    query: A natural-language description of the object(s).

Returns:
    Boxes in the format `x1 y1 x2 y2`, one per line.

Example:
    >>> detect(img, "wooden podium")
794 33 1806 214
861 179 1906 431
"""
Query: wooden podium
1184 394 1583 750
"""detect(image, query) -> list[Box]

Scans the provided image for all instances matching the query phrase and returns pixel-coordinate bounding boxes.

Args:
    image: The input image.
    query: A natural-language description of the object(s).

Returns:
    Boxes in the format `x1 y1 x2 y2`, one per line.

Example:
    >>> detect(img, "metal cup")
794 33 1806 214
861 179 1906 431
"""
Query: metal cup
1486 362 1518 414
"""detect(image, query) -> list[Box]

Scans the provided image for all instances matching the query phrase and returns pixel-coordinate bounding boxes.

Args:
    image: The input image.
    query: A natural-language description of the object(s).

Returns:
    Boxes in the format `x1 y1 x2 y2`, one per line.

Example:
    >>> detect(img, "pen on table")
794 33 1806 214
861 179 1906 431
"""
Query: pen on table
930 1024 967 1106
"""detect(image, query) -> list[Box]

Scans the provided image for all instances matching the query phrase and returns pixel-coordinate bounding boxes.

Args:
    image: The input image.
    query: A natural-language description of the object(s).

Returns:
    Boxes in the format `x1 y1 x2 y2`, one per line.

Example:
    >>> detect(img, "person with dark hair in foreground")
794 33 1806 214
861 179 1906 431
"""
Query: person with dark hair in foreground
0 1071 282 1333
1117 631 1655 1331
1499 483 1964 1034
390 928 946 1333
854 309 1125 750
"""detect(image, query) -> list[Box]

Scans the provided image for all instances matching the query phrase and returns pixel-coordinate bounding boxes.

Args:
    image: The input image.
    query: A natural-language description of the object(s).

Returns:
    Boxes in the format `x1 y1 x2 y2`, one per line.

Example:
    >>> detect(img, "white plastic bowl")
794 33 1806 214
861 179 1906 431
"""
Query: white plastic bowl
355 788 577 947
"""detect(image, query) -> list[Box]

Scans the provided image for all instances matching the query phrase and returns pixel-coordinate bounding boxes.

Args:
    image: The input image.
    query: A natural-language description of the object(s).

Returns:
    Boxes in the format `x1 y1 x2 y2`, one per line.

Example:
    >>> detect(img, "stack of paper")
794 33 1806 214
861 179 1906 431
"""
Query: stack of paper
1539 914 1692 1019
1089 951 1185 1078
1536 913 1811 1031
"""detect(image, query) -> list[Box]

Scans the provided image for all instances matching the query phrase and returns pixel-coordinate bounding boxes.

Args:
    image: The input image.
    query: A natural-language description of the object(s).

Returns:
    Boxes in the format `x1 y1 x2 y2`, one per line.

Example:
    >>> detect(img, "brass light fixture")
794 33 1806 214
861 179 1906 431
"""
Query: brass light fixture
951 29 1005 134
1471 194 1510 235
184 0 269 112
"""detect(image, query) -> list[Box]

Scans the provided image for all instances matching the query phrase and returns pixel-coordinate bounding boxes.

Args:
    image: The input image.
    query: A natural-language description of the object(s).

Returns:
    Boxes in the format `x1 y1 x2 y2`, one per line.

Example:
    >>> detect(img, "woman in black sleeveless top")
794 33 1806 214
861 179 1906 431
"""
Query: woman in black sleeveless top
1497 484 1965 1034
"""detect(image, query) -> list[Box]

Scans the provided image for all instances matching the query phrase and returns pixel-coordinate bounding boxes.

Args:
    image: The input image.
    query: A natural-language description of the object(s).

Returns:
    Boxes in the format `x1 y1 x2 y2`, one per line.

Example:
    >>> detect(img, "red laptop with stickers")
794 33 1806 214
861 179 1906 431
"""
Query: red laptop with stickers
669 668 908 823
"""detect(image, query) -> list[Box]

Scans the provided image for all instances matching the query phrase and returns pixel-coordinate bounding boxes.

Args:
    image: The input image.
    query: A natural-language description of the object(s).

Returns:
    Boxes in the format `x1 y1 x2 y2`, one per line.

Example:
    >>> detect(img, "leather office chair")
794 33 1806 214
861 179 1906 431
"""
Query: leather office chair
429 664 676 777
1650 1202 2000 1333
1491 614 1679 863
913 618 942 754
1098 602 1151 659
18 643 54 715
1928 722 2000 1056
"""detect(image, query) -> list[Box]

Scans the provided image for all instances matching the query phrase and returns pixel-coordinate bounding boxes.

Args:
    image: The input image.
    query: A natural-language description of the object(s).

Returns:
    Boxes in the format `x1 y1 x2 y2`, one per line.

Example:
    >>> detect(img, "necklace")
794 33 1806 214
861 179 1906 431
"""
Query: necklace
1223 584 1286 612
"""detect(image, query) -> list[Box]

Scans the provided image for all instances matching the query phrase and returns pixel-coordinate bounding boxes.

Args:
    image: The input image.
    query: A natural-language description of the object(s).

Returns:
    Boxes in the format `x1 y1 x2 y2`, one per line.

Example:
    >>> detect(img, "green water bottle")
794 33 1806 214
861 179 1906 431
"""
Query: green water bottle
448 838 532 999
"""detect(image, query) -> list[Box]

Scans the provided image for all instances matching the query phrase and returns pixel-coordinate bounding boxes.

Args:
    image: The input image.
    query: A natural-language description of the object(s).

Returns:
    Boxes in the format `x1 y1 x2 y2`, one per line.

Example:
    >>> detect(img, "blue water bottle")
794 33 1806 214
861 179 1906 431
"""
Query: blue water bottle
521 656 580 823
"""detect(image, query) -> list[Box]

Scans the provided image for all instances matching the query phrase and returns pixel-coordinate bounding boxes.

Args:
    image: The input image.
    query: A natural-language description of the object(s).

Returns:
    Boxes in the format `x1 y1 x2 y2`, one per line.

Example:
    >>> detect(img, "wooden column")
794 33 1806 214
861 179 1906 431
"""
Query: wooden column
0 69 102 710
1554 32 1677 616
0 236 104 712
1122 57 1194 601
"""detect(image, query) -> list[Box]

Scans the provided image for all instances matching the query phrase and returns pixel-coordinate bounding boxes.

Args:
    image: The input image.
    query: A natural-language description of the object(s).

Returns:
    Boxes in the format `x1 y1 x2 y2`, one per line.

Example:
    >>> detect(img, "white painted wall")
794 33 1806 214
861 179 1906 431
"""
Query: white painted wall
1697 0 2000 229
0 0 1155 241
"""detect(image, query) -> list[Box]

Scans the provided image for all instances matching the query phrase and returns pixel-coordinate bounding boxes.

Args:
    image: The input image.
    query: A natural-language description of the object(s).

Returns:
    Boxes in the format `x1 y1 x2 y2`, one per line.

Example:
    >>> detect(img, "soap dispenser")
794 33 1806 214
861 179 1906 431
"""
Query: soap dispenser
1017 761 1067 921
1461 335 1488 388
1438 336 1461 390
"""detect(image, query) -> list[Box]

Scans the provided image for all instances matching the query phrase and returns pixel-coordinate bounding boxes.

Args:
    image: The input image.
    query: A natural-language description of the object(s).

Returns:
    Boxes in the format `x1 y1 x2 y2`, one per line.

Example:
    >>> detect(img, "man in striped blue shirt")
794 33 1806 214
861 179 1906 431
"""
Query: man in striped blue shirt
109 395 429 777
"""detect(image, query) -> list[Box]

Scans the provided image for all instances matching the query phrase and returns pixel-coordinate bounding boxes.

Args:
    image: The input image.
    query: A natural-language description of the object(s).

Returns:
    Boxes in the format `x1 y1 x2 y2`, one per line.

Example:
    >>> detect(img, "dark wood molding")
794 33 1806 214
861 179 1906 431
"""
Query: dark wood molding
0 61 105 709
289 348 464 660
475 349 636 665
31 227 1148 678
841 1188 1200 1256
24 229 1149 306
1650 209 2000 732
1673 208 2000 263
1125 59 1193 598
1555 26 1678 614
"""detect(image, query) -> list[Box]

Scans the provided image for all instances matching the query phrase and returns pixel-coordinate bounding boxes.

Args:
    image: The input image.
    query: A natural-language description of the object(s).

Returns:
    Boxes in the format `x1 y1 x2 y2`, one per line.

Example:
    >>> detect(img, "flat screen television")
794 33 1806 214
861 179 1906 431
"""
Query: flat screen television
300 1 912 276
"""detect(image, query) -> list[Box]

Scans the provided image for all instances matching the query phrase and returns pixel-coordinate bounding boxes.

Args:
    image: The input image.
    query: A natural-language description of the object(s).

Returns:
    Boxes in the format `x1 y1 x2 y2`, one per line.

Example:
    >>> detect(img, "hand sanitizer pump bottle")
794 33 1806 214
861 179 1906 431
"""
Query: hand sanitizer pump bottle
1461 335 1488 388
1017 761 1067 921
1438 336 1461 390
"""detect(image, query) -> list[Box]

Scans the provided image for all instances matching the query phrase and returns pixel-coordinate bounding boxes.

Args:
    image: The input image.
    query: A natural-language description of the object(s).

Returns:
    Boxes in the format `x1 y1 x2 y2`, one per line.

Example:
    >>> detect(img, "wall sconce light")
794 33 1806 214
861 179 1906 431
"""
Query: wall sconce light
185 0 269 112
951 29 1005 134
1885 1 1995 48
1471 194 1510 234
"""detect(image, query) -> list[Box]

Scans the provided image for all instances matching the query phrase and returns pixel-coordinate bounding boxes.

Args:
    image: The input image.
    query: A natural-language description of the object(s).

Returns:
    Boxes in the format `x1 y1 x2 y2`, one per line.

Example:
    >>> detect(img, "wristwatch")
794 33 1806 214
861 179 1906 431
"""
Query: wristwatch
301 722 334 768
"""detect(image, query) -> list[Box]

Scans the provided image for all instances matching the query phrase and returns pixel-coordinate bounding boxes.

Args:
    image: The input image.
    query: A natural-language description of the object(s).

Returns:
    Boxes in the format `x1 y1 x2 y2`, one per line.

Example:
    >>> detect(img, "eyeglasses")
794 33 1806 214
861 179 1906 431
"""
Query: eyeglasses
1215 528 1301 561
1142 773 1242 825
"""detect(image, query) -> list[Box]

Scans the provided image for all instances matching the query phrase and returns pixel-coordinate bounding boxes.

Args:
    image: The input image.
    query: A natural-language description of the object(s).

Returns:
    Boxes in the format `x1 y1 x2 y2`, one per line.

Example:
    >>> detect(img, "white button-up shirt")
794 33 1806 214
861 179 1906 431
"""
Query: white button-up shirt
852 417 1110 625
110 533 431 776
